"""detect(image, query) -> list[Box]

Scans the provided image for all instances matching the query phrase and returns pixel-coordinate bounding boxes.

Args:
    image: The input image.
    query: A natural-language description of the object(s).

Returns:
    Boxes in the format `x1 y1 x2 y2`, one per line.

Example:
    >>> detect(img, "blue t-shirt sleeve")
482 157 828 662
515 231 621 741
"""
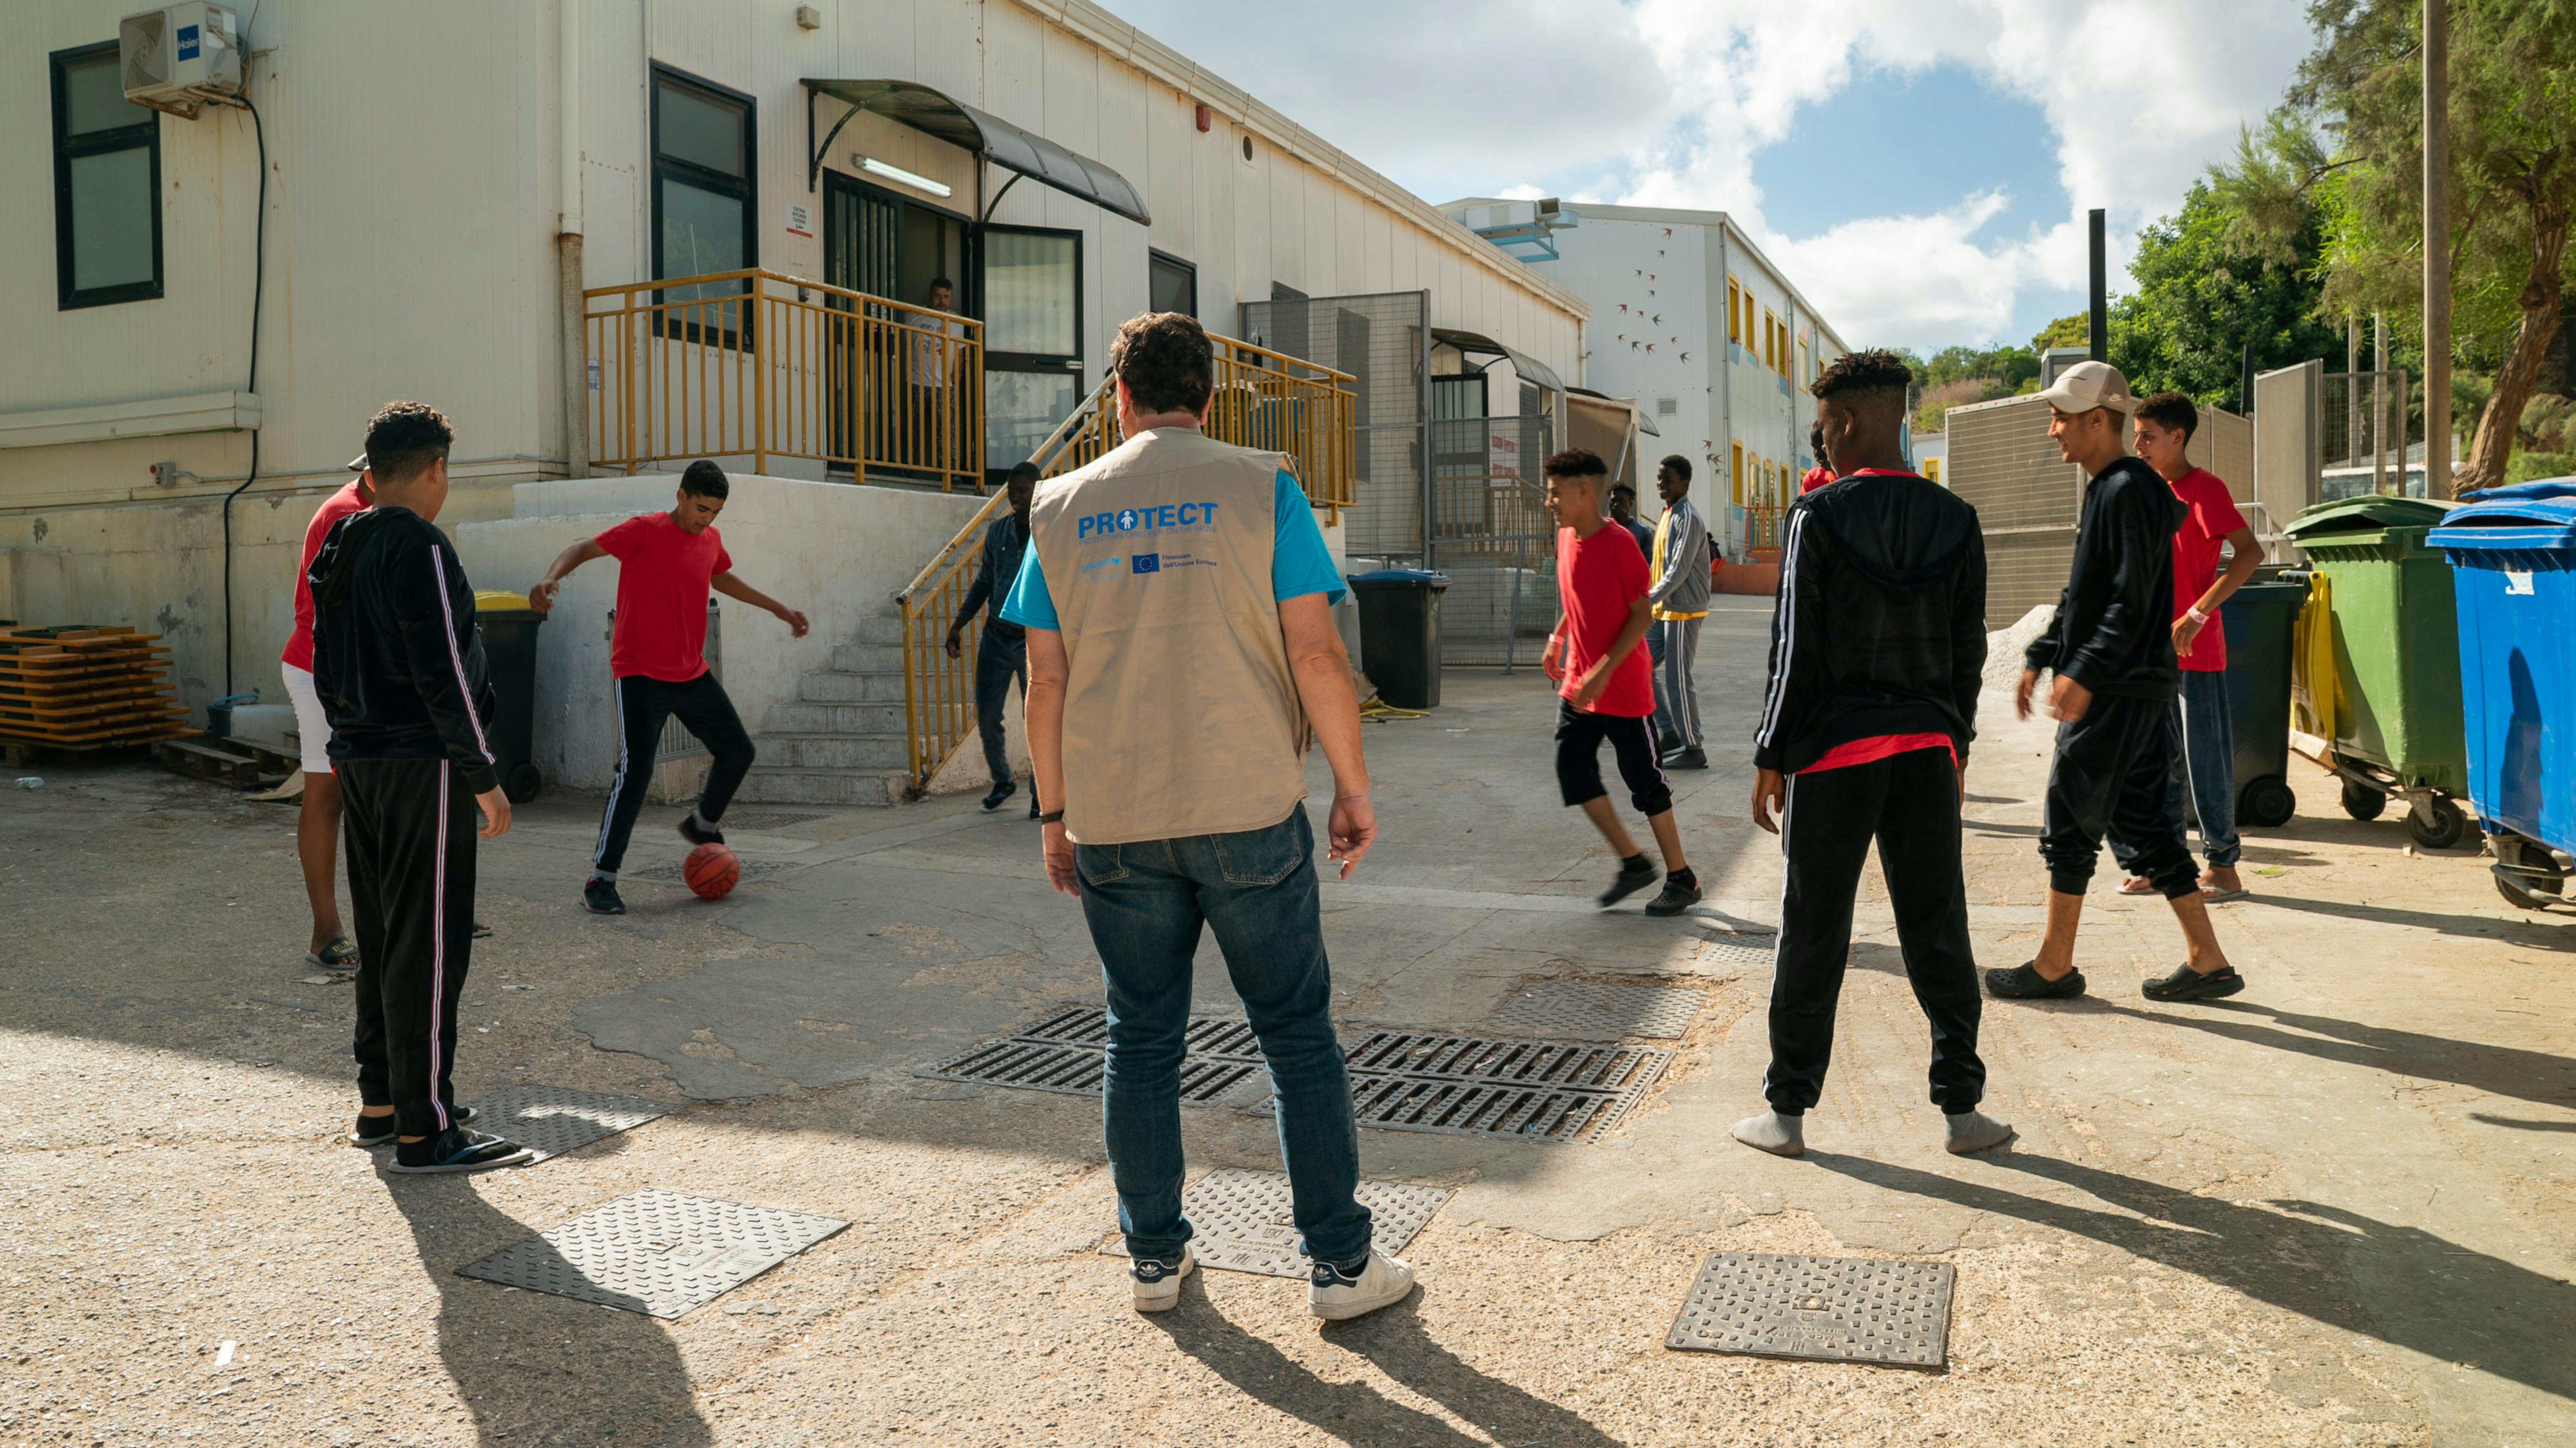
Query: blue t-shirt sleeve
1271 469 1346 604
998 547 1059 630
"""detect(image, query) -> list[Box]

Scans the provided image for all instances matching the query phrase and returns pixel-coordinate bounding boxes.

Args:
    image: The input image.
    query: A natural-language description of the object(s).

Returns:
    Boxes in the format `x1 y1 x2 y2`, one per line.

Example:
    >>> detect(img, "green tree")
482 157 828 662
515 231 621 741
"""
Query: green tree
2030 313 2090 352
2105 179 2343 410
2222 0 2576 493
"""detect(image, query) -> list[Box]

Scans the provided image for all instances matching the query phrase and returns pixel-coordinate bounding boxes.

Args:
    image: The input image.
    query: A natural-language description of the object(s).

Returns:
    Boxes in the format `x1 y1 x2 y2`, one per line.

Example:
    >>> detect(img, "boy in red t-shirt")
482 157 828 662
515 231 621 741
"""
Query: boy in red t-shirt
528 461 809 915
280 454 374 969
1540 448 1698 916
2111 393 2262 901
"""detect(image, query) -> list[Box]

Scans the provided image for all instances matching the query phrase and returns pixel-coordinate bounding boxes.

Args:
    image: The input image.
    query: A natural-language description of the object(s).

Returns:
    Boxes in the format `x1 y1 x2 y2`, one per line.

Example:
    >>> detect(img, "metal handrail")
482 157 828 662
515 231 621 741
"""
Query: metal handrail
585 267 986 490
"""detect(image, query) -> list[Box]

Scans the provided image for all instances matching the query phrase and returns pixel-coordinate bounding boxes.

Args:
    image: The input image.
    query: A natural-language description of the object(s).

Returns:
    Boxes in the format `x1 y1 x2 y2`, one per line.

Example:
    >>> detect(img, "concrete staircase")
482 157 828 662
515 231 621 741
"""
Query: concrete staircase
735 611 917 807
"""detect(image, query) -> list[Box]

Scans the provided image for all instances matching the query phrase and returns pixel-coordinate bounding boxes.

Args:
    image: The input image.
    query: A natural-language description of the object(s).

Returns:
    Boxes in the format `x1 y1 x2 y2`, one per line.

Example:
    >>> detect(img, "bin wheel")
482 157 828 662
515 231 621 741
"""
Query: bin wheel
2405 795 2468 851
2491 835 2567 910
2340 780 2388 821
2239 776 2297 829
504 761 543 804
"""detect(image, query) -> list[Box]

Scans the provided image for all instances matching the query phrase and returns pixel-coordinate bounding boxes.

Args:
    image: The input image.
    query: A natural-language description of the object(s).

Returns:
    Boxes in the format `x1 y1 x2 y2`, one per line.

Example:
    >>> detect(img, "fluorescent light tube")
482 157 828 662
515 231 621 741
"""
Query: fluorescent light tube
852 154 952 198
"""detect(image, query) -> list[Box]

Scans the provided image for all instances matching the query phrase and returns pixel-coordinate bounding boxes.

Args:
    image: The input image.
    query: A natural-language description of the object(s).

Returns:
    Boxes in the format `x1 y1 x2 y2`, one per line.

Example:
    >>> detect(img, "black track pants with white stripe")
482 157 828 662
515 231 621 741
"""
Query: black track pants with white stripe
592 671 756 874
341 757 477 1140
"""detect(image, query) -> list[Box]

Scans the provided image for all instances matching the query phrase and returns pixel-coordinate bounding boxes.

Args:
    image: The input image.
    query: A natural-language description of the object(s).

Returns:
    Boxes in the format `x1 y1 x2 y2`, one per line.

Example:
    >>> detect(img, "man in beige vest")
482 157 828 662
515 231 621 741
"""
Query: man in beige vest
1002 312 1414 1321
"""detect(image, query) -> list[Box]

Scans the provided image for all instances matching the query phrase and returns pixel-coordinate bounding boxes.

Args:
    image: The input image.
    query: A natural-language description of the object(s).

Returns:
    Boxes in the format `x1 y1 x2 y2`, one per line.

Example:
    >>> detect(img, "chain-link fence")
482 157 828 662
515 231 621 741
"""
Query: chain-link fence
2321 369 2415 500
1239 291 1430 560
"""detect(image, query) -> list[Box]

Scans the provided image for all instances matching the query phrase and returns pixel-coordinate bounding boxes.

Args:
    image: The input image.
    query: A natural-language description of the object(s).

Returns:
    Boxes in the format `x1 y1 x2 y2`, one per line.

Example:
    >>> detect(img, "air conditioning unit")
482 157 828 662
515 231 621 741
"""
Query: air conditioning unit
119 3 242 119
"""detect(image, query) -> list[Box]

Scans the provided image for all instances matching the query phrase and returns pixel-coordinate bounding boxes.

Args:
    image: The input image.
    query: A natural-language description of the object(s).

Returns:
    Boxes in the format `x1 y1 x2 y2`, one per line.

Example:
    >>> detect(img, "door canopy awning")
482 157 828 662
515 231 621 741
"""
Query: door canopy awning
1432 328 1566 396
803 78 1150 225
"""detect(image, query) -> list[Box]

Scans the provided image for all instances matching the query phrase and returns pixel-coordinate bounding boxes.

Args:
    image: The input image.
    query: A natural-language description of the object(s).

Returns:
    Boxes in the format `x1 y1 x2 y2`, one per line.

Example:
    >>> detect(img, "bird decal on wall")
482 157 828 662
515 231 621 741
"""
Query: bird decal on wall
1651 314 1662 325
1679 351 1691 362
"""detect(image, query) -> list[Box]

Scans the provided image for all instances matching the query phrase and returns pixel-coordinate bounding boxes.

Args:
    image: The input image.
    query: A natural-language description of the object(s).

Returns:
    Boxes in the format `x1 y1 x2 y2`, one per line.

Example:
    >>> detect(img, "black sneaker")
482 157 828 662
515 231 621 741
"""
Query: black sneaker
1985 962 2086 999
387 1127 533 1174
2142 964 2245 1002
349 1104 475 1146
583 877 626 915
678 812 724 847
1656 733 1685 757
979 780 1019 813
1029 797 1042 821
1663 746 1709 770
1644 875 1702 916
1599 857 1660 907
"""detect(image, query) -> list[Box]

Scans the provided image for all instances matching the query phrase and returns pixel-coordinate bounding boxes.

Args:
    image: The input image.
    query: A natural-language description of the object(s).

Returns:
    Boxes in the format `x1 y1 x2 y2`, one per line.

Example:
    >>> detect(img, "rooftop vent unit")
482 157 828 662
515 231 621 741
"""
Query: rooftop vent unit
119 3 242 119
1453 198 1579 264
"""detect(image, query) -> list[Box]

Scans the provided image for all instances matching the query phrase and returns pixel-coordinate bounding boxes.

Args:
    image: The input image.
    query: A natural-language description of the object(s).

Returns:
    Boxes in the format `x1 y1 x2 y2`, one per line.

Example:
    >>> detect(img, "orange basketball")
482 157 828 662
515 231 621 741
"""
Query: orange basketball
683 842 740 899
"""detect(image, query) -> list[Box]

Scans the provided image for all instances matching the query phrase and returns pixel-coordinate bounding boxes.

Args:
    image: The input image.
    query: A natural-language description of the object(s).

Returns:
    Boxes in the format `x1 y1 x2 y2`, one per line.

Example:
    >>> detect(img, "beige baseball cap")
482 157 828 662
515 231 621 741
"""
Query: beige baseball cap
2033 359 2137 415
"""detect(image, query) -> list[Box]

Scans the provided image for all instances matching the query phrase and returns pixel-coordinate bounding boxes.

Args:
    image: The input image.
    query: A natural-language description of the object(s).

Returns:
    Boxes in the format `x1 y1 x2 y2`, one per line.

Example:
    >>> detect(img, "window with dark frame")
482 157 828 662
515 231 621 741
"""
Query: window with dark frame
1147 250 1196 318
51 41 163 310
651 66 755 338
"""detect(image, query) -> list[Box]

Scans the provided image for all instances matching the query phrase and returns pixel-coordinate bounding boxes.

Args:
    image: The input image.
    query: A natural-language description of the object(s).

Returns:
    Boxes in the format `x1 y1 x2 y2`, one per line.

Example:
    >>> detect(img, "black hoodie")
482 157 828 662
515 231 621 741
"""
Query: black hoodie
1753 471 1988 775
307 506 500 794
2021 455 2182 700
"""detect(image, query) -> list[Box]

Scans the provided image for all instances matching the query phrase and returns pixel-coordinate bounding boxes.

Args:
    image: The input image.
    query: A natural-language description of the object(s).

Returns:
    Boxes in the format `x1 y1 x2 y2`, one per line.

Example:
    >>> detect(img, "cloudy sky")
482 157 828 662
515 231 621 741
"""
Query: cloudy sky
1099 0 2321 353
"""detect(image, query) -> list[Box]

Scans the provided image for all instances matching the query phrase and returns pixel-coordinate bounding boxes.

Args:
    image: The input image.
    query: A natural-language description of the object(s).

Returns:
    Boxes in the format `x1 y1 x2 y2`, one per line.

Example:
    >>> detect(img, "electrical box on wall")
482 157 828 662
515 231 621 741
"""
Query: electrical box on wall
119 3 243 119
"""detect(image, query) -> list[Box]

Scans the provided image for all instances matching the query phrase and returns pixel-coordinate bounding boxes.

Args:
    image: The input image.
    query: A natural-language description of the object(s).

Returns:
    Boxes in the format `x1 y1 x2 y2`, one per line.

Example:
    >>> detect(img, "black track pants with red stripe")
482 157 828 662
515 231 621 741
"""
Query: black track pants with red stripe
341 757 477 1140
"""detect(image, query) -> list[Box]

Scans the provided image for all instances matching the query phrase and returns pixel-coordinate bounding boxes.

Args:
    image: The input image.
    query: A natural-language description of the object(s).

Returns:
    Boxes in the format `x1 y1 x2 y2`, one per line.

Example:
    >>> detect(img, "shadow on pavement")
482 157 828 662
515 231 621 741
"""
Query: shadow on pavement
382 1172 712 1447
2117 1000 2576 1111
2470 1113 2576 1132
1141 1286 1628 1447
1809 1150 2576 1401
2240 892 2575 950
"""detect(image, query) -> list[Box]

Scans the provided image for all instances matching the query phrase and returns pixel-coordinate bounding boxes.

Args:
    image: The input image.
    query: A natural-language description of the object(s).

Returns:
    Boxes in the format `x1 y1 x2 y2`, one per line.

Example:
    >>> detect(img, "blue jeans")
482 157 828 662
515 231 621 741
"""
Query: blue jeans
1074 808 1372 1265
2106 668 2240 872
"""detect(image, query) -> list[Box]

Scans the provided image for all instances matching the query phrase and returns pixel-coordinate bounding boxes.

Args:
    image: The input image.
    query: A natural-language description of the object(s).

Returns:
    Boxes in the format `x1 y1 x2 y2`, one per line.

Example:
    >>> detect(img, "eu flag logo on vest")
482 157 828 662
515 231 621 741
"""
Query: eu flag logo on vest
1130 553 1161 575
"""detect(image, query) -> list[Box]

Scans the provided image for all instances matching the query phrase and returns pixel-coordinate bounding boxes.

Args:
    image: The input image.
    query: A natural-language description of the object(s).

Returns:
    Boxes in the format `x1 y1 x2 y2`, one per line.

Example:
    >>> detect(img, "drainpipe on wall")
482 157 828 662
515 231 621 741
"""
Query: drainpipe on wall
558 0 589 480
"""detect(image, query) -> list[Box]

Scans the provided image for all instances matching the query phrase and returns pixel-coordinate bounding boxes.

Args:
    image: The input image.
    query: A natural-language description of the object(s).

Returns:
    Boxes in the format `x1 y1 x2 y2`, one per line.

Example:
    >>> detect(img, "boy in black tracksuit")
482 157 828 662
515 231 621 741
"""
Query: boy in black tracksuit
310 401 532 1175
1733 349 2013 1159
1985 361 2244 1004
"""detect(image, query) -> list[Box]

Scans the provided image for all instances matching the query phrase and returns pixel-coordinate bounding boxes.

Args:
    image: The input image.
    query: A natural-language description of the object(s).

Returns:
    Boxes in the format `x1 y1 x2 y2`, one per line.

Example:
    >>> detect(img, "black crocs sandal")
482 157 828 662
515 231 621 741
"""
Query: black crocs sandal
1598 858 1661 908
1985 962 2087 1000
2142 964 2245 1001
303 938 360 970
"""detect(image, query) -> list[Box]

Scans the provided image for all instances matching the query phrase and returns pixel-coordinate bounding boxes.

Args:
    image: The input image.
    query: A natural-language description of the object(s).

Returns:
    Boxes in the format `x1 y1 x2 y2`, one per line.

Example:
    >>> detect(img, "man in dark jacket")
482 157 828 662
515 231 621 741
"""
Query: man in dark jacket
946 460 1039 816
310 400 531 1175
1985 361 2245 1005
1734 349 2013 1159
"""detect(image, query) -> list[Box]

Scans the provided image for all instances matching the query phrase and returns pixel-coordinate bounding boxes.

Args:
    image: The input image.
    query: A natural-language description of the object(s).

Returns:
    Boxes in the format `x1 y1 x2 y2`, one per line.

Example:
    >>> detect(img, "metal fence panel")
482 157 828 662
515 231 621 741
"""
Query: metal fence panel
1240 290 1429 560
1427 413 1557 667
1945 394 2082 624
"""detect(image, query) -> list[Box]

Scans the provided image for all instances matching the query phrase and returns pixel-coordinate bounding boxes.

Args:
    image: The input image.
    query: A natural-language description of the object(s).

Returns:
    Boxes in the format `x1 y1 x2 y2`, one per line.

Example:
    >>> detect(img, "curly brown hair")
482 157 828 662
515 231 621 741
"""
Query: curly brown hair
363 400 453 483
1110 312 1214 416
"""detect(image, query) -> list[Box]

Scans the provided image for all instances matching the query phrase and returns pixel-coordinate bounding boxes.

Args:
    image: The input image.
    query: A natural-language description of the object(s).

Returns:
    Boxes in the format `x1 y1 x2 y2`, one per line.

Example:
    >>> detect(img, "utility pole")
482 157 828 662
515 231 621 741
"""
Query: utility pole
2423 0 2452 498
2087 209 2107 363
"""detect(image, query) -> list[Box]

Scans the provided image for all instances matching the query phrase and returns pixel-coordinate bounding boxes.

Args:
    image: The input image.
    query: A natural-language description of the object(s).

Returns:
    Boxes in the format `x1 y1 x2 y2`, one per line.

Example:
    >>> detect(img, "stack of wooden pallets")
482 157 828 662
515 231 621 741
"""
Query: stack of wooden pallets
0 625 191 751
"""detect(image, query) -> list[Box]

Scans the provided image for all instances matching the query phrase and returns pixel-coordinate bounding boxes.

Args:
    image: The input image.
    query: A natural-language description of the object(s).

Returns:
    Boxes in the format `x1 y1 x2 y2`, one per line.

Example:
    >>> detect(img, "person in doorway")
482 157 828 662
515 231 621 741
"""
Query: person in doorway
1541 448 1700 917
1608 483 1665 685
280 452 374 972
1004 310 1413 1321
308 400 531 1174
527 460 809 916
946 460 1041 817
1646 455 1712 768
1733 349 2010 1158
2112 392 2262 902
1985 362 2246 1005
1799 421 1835 495
910 277 973 488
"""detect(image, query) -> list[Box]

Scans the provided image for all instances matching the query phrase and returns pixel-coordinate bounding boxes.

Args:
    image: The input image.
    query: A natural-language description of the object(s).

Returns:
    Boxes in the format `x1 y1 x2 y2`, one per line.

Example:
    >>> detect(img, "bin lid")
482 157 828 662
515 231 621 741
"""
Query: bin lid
2428 479 2576 556
474 590 534 611
2282 494 2451 540
1347 569 1450 590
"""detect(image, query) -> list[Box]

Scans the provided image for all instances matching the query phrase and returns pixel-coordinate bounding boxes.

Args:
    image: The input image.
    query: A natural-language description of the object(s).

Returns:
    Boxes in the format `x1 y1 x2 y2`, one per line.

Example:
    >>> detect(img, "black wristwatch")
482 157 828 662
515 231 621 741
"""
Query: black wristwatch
1038 810 1064 824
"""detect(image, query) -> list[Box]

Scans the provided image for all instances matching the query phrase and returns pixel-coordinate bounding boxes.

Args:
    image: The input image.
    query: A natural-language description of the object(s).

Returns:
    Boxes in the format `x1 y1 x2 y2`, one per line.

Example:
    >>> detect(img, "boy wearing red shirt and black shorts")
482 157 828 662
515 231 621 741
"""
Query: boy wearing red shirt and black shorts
528 460 809 915
1734 350 2012 1159
1540 448 1699 918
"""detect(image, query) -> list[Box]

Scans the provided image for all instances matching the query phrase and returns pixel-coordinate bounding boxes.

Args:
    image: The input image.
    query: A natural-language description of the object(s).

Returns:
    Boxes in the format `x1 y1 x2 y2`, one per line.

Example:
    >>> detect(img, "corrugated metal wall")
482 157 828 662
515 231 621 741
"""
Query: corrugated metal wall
1946 395 2081 623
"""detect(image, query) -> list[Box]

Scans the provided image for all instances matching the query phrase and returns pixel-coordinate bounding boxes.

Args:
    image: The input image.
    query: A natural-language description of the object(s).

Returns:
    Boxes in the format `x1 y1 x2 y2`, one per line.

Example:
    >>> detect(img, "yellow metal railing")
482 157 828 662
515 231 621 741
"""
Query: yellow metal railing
893 335 1357 793
586 267 985 491
1744 504 1789 551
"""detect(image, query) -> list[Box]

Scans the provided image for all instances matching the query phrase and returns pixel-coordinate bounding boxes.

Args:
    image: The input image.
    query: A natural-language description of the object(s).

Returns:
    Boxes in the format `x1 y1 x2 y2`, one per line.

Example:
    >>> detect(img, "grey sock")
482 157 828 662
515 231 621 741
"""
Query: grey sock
1945 1110 2014 1155
590 869 618 884
1731 1110 1805 1157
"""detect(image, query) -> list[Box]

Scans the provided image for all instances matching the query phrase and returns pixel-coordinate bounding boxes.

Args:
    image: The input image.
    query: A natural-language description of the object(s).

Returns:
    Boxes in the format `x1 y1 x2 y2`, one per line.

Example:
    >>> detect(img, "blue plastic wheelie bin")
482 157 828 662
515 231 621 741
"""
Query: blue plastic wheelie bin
2428 479 2576 910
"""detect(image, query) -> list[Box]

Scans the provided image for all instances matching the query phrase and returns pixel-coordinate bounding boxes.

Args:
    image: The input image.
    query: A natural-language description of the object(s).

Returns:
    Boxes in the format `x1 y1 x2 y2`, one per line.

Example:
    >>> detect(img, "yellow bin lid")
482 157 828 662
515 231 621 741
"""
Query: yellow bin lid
474 590 533 611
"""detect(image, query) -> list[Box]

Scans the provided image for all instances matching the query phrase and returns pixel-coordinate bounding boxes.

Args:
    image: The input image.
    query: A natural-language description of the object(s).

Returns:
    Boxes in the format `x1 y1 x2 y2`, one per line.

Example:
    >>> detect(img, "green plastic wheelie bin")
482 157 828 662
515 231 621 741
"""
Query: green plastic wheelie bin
2281 496 2468 847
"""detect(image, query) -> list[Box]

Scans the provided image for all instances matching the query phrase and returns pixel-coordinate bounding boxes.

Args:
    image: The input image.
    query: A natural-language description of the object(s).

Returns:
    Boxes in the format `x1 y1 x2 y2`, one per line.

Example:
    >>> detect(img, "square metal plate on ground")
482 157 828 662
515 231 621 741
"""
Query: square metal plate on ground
624 857 802 885
1700 934 1779 968
915 1006 1272 1107
462 1085 675 1164
717 811 826 832
1101 1168 1452 1279
1490 981 1708 1040
456 1189 847 1319
1664 1252 1954 1367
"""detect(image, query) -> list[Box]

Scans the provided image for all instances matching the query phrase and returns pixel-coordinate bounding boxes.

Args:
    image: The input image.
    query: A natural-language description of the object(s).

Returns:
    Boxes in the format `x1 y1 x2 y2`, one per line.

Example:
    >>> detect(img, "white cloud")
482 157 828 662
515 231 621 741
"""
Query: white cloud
1096 0 2316 349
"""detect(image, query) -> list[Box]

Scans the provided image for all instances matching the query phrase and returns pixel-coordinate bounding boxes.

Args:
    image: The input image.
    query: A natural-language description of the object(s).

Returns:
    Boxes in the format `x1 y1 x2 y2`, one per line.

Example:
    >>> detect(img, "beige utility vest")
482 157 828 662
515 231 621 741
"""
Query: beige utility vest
1027 427 1310 845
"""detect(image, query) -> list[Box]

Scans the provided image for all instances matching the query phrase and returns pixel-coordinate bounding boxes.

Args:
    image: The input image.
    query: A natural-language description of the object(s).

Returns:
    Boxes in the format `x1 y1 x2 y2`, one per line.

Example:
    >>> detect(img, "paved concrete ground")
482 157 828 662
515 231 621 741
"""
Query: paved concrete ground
6 593 2573 1447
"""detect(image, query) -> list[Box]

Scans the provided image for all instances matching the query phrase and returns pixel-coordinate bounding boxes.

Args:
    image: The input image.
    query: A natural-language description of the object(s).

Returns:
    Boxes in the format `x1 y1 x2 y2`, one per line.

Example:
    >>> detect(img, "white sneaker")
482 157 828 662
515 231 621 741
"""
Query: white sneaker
1130 1244 1194 1312
1308 1251 1415 1321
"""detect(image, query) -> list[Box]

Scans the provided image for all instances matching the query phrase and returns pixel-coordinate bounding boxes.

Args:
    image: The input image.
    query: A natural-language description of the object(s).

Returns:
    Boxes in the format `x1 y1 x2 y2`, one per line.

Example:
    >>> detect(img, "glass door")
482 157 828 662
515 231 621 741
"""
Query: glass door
980 226 1084 474
824 172 969 478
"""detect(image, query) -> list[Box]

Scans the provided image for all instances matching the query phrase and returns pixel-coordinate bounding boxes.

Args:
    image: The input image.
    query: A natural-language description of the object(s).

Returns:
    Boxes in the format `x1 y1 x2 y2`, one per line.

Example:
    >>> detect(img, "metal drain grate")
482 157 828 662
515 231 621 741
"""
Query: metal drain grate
624 857 801 884
1665 1252 1954 1367
1328 1032 1672 1144
1701 934 1779 968
916 1008 1271 1107
1490 981 1707 1040
1102 1169 1452 1278
456 1189 847 1319
717 811 826 832
463 1085 674 1163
